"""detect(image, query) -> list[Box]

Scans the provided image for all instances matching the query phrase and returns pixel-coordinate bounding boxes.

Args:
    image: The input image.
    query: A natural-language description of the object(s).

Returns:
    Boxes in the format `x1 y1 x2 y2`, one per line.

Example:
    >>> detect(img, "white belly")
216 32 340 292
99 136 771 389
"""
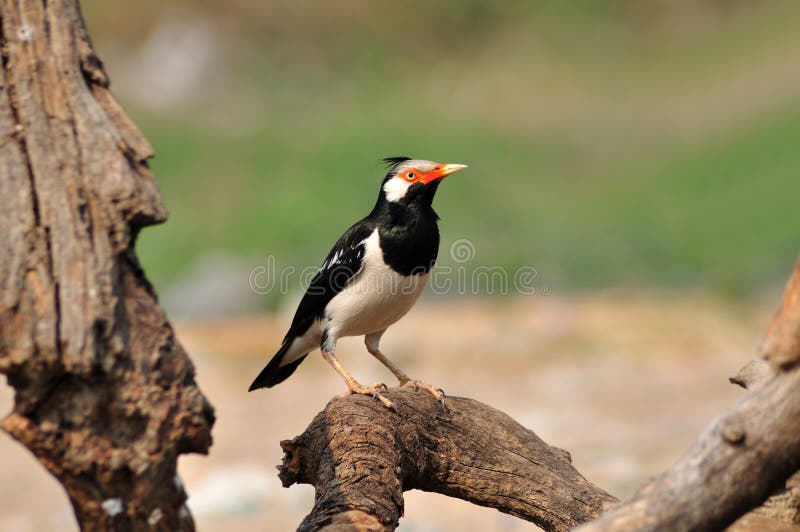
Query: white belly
325 230 429 338
280 229 429 366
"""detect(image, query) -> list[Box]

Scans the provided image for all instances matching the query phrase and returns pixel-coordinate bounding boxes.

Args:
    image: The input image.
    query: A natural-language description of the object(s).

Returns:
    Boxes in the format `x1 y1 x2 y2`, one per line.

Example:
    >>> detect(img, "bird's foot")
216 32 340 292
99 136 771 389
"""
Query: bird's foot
401 379 446 406
341 381 395 410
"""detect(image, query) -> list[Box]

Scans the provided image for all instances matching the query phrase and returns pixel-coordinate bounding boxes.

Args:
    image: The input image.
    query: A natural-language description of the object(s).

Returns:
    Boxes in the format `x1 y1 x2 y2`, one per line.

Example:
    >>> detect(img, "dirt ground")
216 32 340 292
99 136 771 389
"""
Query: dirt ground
0 292 776 531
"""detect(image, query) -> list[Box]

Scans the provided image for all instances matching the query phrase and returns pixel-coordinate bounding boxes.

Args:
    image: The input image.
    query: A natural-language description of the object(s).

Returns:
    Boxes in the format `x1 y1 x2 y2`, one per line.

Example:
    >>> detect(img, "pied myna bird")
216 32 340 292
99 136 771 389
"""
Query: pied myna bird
248 157 468 407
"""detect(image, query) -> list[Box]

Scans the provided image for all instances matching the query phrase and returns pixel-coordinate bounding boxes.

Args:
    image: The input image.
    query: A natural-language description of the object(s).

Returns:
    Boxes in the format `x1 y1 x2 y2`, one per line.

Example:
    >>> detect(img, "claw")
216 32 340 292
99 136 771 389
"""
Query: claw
401 379 446 407
342 380 395 410
373 391 396 410
370 382 389 392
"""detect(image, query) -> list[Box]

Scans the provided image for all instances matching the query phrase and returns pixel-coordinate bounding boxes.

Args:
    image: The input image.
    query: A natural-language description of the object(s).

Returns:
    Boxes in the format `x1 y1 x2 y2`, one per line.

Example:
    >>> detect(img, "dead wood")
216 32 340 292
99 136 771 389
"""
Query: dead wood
729 470 800 531
3 1 798 530
576 363 800 531
279 390 618 532
578 255 800 531
727 359 800 530
0 0 213 529
281 254 800 531
729 359 773 391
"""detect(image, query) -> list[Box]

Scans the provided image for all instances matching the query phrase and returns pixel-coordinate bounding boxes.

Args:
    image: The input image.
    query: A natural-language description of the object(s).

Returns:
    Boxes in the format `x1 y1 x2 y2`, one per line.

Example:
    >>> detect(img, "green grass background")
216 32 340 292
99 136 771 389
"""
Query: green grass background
83 1 800 304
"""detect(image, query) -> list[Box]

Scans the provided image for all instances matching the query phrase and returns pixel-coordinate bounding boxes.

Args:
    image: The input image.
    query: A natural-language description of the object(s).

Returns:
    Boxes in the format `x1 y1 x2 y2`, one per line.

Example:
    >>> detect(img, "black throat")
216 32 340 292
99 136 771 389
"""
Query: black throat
368 183 441 276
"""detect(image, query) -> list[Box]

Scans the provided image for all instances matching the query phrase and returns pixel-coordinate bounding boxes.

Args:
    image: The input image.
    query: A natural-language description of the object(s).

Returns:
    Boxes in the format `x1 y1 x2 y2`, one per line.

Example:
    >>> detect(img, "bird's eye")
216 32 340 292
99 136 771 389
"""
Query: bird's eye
406 172 415 179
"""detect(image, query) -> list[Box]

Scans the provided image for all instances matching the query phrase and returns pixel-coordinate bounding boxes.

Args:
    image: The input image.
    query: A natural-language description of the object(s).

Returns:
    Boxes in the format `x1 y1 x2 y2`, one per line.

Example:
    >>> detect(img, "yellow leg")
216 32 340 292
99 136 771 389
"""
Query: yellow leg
364 335 445 404
365 343 411 383
321 350 394 409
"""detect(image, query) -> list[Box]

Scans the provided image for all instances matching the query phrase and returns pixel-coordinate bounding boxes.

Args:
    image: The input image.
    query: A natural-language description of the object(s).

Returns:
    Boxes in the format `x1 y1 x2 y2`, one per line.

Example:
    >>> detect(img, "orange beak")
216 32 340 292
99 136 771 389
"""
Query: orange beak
421 163 468 184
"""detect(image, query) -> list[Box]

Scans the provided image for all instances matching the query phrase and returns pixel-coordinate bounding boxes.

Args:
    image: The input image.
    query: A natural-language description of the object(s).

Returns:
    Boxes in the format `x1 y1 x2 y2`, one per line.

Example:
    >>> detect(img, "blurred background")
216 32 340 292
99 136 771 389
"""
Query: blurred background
1 1 799 530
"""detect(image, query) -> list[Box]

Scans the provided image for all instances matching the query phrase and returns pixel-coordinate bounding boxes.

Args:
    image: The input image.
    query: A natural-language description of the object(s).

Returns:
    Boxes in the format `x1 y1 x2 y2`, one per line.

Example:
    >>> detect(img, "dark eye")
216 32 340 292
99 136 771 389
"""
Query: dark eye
407 172 415 179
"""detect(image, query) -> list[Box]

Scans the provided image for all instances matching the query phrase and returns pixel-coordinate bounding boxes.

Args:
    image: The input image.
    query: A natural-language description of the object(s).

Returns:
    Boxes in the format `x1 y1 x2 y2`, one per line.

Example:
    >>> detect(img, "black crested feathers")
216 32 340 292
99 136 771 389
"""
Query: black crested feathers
381 156 411 170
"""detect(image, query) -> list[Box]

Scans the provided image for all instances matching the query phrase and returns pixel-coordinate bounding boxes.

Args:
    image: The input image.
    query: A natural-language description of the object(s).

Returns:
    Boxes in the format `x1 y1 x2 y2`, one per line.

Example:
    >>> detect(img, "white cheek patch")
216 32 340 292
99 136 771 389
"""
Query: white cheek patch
383 176 412 202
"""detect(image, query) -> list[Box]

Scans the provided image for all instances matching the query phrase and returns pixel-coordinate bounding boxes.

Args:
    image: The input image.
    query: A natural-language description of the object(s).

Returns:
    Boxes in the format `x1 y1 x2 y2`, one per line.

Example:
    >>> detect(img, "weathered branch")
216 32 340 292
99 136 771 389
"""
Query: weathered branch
0 0 213 529
729 359 773 391
280 254 800 531
731 470 800 530
578 254 800 531
279 390 617 532
728 360 800 529
576 363 800 531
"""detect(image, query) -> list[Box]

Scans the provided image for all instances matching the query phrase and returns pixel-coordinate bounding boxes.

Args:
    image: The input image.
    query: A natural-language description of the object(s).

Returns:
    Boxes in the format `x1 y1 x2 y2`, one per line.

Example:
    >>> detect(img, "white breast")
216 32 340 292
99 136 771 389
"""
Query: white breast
324 229 429 339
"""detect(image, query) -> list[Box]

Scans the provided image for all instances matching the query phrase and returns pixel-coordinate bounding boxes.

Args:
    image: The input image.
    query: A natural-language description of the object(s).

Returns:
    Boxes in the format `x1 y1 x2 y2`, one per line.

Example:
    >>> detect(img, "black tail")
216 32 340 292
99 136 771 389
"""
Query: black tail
248 341 308 391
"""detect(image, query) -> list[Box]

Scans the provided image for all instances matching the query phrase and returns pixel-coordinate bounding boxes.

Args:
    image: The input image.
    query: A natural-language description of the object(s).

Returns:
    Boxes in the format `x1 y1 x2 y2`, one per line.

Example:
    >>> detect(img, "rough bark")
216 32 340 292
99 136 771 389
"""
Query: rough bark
0 1 214 530
577 256 800 531
729 359 773 391
727 360 800 530
729 470 800 531
279 390 618 532
575 363 800 531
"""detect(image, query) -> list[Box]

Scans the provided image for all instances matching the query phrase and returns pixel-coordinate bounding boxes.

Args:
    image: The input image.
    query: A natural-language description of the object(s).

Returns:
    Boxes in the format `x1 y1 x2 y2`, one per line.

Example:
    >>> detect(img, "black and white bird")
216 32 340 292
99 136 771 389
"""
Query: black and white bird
248 157 467 407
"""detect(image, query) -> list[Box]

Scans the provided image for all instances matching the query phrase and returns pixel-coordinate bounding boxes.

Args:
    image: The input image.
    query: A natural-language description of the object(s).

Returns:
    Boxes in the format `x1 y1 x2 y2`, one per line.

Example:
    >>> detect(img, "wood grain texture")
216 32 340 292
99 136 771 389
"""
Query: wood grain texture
729 470 800 531
576 365 800 531
0 1 213 529
279 389 618 532
578 253 800 531
728 359 799 530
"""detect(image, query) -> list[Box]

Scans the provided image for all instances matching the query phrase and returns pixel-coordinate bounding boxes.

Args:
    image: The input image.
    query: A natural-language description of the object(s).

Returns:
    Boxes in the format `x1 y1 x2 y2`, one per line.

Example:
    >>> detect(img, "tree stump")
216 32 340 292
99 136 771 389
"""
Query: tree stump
0 0 214 529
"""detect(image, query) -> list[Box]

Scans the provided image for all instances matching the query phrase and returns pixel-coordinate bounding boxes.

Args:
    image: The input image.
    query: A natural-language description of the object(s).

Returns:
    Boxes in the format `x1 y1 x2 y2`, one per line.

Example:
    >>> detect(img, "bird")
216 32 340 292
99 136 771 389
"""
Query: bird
248 157 468 408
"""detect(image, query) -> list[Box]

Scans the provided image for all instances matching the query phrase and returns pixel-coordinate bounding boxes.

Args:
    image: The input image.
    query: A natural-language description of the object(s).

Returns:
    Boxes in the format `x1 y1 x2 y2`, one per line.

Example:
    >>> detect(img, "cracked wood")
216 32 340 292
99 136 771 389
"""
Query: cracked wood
279 390 617 532
0 1 213 530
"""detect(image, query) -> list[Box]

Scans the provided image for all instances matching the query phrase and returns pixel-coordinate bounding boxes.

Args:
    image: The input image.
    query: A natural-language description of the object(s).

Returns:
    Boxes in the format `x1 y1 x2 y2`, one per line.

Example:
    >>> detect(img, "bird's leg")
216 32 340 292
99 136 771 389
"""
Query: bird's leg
320 350 394 409
365 334 410 382
365 333 446 405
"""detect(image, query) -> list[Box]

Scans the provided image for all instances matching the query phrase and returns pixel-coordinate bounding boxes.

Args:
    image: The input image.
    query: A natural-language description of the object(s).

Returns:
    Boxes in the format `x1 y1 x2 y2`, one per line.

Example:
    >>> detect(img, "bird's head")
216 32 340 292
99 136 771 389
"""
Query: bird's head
378 156 467 207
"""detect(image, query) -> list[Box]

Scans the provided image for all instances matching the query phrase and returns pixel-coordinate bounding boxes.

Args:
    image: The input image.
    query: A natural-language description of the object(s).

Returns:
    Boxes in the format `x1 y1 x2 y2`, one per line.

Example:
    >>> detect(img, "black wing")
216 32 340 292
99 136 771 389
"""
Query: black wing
284 219 375 340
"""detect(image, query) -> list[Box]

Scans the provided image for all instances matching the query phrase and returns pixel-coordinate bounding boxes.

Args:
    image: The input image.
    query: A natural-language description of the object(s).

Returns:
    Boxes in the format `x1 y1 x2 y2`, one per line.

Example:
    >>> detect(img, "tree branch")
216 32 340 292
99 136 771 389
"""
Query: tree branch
279 390 617 532
279 253 800 531
576 363 800 531
578 254 800 531
728 360 800 529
